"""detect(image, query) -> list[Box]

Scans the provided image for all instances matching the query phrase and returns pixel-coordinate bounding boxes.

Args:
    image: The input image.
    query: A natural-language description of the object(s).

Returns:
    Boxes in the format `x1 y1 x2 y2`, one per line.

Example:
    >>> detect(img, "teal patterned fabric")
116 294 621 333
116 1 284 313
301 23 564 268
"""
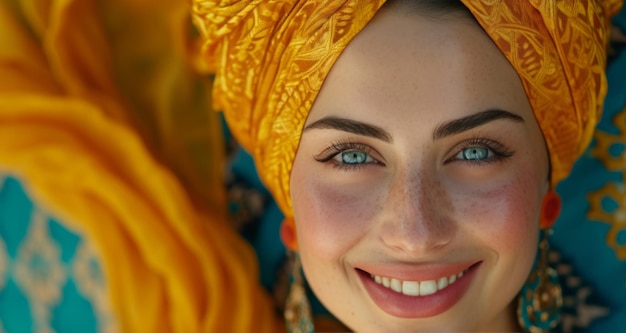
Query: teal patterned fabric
551 5 626 332
0 175 115 332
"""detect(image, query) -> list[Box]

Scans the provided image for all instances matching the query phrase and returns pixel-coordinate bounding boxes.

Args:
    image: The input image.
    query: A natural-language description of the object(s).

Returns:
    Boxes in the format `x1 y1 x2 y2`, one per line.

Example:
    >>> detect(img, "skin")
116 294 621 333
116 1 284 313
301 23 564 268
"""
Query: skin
289 6 550 333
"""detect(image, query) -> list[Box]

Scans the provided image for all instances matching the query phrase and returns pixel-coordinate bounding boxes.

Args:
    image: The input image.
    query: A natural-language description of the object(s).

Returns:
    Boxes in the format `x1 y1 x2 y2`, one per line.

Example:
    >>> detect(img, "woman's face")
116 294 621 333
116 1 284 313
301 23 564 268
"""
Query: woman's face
290 6 549 333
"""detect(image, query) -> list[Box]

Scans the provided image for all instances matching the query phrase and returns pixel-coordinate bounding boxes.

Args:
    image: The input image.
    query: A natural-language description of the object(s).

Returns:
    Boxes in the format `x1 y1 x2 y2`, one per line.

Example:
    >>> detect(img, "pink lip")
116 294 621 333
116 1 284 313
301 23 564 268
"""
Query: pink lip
357 261 477 282
357 261 481 318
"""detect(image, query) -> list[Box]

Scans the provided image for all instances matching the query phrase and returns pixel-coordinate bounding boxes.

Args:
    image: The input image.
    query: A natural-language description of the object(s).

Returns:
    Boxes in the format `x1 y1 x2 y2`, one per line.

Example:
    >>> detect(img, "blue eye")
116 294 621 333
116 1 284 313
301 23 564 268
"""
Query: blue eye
339 151 374 164
457 147 493 161
314 142 383 170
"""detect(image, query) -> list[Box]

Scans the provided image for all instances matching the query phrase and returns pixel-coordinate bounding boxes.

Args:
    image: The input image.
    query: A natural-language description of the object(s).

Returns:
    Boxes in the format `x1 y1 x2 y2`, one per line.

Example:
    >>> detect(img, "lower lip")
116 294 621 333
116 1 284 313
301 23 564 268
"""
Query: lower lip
357 262 481 318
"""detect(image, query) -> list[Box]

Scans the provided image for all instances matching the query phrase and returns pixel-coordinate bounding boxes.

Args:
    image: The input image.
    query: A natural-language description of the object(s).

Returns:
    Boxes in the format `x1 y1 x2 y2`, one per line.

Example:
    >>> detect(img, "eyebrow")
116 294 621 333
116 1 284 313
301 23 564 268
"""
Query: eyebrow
433 109 524 140
303 109 524 142
304 116 393 143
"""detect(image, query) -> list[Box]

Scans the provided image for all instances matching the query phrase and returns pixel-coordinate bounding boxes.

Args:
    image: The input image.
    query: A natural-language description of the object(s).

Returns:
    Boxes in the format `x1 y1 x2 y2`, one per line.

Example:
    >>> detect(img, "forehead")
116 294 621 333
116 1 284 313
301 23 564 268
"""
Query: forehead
307 7 532 127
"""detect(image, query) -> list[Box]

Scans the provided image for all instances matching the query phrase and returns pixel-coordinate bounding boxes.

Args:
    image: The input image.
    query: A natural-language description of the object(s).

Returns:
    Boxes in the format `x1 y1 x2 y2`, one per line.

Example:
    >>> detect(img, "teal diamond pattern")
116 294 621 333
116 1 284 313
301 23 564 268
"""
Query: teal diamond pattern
0 175 115 333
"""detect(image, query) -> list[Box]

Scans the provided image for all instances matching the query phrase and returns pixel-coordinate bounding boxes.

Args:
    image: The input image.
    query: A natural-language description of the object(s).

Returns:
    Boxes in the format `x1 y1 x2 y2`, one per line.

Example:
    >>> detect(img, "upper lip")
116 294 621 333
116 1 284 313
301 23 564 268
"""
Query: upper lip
355 260 481 282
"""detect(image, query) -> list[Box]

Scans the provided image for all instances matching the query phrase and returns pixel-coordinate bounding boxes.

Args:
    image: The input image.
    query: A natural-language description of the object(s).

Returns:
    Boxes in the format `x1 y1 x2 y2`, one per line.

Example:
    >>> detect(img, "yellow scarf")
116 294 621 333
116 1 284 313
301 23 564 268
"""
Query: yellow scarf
0 0 282 331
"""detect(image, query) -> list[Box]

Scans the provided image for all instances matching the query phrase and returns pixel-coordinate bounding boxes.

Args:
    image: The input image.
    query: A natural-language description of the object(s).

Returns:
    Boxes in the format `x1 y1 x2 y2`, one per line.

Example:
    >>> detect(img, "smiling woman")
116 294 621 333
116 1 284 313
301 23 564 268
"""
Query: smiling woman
291 7 547 330
192 0 621 332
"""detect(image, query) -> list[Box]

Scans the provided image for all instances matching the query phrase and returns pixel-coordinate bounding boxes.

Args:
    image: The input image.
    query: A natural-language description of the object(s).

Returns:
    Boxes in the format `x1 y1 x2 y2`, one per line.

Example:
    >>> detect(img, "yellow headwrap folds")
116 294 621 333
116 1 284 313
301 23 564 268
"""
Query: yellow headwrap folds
193 0 622 247
192 0 386 218
462 0 622 186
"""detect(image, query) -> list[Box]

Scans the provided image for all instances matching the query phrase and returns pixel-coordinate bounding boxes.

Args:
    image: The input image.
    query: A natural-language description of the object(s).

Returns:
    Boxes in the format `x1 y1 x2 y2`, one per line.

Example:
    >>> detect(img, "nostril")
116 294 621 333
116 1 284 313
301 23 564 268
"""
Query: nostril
378 215 457 256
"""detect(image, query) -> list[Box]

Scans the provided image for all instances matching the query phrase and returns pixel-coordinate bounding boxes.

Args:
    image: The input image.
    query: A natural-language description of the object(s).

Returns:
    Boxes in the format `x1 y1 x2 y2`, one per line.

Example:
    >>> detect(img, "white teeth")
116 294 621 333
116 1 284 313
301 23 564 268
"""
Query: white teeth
437 276 448 290
371 269 467 297
419 280 437 296
401 281 419 296
390 279 402 292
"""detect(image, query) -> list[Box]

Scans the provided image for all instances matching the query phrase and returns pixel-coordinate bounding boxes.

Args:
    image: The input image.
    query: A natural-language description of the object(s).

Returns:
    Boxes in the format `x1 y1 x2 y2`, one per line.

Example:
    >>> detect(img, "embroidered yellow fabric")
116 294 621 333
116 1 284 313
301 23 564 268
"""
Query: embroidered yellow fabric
194 0 621 248
461 0 623 188
192 0 387 219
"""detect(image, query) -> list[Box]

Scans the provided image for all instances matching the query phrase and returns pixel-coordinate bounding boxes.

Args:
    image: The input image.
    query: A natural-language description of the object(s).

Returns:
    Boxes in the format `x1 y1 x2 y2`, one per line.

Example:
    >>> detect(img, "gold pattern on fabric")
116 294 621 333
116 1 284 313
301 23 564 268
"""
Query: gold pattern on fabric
194 0 621 230
5 204 119 332
461 0 621 188
14 210 66 333
73 241 118 333
192 0 387 217
589 107 626 259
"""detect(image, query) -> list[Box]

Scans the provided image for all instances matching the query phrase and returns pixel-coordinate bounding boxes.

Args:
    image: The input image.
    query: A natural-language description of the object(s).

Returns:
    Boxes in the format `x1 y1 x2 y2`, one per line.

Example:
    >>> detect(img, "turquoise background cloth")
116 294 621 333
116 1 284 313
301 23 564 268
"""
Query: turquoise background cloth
551 5 626 331
0 176 115 332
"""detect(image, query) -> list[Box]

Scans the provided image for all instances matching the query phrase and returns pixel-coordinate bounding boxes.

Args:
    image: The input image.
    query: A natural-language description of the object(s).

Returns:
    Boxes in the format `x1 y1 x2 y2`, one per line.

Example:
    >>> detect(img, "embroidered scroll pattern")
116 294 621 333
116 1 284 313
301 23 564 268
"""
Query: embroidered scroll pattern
589 109 626 260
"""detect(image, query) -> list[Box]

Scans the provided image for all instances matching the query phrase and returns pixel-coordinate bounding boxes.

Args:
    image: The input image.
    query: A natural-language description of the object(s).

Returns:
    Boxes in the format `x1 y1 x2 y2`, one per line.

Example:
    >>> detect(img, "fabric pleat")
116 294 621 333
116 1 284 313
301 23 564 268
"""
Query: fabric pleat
0 0 283 331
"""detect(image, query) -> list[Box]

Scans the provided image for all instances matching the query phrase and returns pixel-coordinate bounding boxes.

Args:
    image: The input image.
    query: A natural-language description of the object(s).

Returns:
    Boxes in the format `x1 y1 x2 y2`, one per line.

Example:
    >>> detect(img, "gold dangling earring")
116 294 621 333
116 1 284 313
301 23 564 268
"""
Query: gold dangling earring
284 251 314 333
517 192 563 333
517 229 563 332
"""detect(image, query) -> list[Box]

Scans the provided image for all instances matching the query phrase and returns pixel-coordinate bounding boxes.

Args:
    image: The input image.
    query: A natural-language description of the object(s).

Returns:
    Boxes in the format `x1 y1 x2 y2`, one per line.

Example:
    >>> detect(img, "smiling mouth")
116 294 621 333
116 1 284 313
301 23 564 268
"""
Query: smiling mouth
369 269 467 297
357 262 481 318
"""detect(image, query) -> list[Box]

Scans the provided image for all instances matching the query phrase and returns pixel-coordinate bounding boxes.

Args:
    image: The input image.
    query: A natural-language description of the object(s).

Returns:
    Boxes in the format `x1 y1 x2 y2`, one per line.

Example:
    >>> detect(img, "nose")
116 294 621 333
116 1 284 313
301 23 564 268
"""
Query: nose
378 168 456 256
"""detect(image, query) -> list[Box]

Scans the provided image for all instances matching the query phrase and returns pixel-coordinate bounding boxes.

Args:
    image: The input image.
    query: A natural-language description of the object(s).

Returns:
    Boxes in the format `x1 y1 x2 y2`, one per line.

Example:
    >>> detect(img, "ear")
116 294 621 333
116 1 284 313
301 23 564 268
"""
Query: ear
281 217 298 250
540 191 561 229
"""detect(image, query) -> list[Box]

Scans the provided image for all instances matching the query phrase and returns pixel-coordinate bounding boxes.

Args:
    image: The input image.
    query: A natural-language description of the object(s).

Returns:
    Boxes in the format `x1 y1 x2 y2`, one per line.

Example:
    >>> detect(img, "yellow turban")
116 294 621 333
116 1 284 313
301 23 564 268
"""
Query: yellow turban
192 0 386 219
462 0 622 187
193 0 621 246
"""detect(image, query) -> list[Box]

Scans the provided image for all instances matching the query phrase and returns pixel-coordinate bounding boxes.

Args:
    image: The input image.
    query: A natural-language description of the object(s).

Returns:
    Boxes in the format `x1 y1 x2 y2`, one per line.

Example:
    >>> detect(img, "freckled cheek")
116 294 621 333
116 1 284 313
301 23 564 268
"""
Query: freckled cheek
292 174 383 258
456 174 542 254
491 189 538 251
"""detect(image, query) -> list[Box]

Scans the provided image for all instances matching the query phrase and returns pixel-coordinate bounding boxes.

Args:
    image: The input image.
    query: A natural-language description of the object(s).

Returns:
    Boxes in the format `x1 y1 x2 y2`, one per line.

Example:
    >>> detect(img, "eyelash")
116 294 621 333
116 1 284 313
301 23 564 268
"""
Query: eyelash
446 137 514 165
313 141 382 171
314 137 514 171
